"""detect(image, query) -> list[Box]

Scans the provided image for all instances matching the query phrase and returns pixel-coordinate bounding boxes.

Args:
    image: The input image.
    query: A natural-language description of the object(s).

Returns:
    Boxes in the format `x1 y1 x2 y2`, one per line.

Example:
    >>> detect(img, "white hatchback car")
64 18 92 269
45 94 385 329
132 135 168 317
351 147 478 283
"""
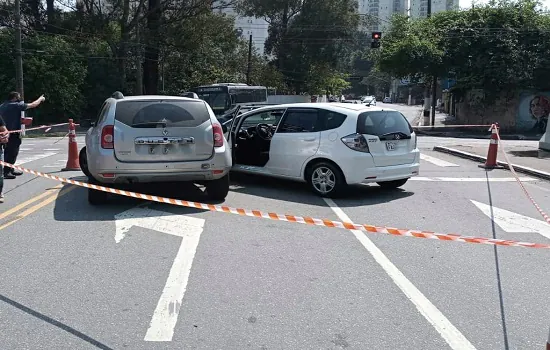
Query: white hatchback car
226 103 420 197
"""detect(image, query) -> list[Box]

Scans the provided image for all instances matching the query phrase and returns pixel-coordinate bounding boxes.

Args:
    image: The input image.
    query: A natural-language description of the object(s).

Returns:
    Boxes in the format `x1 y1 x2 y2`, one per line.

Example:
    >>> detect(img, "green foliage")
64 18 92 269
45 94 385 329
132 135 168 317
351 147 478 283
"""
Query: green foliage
237 0 360 94
375 0 550 100
0 31 87 123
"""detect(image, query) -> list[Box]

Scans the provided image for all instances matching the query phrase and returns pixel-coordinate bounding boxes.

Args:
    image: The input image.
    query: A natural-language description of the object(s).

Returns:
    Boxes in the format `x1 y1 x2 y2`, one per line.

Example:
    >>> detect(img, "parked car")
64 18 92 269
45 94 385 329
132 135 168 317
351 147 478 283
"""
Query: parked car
79 93 232 204
383 97 392 103
227 103 420 197
362 96 377 106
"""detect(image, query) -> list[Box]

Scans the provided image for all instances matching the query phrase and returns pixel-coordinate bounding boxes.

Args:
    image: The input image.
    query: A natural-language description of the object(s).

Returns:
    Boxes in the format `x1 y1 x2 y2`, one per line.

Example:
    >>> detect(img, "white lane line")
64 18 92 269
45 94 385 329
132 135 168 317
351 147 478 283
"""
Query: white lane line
143 214 205 342
409 177 535 182
323 198 477 350
15 152 57 165
19 148 33 151
421 154 460 167
43 148 61 151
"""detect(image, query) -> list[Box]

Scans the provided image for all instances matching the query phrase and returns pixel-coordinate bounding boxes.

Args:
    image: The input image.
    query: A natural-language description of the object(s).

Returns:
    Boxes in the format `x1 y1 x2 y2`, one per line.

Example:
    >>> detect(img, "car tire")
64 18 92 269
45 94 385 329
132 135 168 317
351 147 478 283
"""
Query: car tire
79 147 92 178
88 180 108 205
377 178 408 189
205 174 230 200
306 162 346 198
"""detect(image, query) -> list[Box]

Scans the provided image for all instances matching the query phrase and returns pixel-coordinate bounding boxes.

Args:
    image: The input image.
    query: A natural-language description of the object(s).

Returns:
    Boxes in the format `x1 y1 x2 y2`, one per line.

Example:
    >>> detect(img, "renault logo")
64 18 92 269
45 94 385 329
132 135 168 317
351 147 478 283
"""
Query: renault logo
394 134 401 140
162 129 168 136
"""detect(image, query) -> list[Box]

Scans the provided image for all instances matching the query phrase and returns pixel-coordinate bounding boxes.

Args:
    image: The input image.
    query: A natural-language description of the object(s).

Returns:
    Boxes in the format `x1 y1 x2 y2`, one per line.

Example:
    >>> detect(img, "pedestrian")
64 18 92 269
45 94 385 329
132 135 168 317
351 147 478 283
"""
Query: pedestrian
0 115 9 202
0 92 46 179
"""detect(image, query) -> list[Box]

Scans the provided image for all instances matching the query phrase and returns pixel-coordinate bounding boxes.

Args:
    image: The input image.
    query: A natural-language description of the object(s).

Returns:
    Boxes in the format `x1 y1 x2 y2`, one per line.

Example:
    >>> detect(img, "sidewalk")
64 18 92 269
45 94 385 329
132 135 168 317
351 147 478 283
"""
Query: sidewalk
413 111 542 141
433 141 550 180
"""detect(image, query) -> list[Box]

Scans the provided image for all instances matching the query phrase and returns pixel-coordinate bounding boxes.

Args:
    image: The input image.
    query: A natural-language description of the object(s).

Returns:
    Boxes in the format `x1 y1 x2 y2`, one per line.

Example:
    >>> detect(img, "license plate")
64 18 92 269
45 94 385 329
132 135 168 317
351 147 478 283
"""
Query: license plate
386 141 397 151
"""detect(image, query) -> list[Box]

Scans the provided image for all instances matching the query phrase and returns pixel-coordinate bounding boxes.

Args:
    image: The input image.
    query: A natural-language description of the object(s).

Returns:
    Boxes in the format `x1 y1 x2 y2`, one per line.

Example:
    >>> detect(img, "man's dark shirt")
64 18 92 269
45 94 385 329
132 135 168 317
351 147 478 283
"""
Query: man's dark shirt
0 101 28 131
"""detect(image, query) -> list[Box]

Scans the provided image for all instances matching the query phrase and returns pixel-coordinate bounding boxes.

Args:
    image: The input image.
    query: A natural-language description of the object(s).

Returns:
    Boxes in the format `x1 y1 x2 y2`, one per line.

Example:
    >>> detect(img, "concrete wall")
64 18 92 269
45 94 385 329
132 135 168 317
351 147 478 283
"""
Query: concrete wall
455 90 549 133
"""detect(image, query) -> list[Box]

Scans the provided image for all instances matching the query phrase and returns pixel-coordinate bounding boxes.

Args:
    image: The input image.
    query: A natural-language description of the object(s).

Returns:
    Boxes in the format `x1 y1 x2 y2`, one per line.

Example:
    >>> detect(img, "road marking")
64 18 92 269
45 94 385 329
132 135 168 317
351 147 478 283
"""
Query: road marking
15 152 57 165
114 206 205 342
43 148 61 151
323 198 477 350
471 200 550 240
19 148 33 151
420 154 460 167
0 185 76 231
0 184 63 220
409 177 535 182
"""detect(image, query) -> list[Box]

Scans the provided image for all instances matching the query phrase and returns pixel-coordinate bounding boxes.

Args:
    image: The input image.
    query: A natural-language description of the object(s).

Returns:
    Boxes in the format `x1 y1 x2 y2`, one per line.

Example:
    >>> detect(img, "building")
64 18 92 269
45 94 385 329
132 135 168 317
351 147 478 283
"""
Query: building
218 6 270 55
358 0 407 31
409 0 459 18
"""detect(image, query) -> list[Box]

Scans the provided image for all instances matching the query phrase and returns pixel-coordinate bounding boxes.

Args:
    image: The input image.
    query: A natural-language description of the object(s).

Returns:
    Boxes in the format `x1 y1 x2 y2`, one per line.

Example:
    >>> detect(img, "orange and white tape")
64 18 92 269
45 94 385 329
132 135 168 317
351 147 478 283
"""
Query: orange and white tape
8 122 75 134
2 160 549 249
495 131 550 225
414 124 493 128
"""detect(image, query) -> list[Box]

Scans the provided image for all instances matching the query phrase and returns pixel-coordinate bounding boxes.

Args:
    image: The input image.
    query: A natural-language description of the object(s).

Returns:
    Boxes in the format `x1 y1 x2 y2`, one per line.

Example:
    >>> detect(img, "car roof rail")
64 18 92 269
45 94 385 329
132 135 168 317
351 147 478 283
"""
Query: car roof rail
111 91 124 99
181 92 199 99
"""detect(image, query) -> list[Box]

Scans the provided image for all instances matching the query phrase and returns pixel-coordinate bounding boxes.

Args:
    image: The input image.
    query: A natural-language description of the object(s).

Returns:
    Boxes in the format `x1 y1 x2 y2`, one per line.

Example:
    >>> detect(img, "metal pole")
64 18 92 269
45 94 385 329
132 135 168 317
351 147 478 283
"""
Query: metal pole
426 0 437 128
246 34 252 85
14 0 24 98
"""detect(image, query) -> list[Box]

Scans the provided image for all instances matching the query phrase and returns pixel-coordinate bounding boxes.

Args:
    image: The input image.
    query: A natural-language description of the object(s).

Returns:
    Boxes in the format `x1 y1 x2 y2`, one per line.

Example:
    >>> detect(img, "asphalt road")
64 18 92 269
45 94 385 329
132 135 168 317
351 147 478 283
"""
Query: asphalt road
0 135 549 350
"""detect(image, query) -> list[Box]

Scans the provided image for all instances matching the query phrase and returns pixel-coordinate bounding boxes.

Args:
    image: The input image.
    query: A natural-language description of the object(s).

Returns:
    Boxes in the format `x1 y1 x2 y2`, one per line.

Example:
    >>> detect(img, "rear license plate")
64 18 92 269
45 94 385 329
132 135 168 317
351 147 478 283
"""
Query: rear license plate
386 141 397 151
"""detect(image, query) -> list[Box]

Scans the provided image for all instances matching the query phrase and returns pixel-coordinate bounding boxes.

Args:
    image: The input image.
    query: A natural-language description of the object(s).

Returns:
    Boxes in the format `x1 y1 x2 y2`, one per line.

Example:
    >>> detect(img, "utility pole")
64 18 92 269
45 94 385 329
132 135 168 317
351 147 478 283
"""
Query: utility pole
136 25 143 95
246 34 253 85
14 0 24 98
427 0 437 128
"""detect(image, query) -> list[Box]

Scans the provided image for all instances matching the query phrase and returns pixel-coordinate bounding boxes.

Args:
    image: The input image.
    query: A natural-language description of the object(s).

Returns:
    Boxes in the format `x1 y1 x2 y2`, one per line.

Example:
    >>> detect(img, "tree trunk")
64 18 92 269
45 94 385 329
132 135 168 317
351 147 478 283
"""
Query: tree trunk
144 0 160 94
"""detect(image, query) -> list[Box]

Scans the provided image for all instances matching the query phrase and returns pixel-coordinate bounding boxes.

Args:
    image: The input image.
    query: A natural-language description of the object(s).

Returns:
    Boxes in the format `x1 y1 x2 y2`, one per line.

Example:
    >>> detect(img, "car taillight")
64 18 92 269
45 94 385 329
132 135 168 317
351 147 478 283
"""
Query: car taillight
101 125 114 149
341 133 369 153
212 123 224 147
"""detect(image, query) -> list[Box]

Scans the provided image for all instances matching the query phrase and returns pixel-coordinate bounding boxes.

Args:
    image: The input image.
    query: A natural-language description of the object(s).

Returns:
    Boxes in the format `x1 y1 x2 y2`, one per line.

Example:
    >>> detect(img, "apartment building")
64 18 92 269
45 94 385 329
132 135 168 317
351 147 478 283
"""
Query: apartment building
358 0 407 31
217 6 270 55
409 0 459 18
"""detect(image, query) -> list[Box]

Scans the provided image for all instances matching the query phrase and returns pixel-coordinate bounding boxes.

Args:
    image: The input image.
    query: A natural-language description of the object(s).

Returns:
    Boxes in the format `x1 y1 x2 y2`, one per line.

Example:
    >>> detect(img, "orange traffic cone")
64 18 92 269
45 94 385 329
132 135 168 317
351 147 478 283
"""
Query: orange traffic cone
62 119 81 171
478 123 504 170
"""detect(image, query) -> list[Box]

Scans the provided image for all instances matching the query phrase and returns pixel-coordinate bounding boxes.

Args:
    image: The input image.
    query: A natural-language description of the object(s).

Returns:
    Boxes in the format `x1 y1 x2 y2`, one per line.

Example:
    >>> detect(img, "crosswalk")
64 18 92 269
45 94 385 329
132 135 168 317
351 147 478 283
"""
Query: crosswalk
420 154 459 167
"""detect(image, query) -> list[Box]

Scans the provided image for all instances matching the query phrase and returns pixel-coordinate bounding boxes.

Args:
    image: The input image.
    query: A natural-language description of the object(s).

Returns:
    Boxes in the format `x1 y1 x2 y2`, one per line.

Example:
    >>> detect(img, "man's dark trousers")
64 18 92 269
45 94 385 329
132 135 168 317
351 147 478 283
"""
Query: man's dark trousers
4 133 21 176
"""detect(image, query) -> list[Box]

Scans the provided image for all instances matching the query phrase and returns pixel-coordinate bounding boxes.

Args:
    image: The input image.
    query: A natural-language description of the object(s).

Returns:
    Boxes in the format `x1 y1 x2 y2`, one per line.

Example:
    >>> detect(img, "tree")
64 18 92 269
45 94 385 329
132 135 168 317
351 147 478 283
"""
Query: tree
375 0 550 101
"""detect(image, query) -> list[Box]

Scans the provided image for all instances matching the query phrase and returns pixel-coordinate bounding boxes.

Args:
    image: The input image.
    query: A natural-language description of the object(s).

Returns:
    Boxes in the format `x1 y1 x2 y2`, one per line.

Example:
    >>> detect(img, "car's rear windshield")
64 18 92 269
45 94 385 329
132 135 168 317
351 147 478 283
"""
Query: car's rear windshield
357 111 412 136
115 100 211 128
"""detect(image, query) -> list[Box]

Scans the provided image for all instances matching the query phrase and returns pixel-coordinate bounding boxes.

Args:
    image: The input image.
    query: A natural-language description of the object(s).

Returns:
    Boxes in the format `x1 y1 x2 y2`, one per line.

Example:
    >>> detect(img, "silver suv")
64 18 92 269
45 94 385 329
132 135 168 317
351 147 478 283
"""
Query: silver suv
79 94 232 204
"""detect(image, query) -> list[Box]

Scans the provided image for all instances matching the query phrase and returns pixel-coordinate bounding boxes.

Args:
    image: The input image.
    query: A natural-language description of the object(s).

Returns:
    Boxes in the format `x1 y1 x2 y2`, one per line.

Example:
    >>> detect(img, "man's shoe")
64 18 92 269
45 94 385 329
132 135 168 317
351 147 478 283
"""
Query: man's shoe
12 170 23 176
0 194 4 203
3 173 16 179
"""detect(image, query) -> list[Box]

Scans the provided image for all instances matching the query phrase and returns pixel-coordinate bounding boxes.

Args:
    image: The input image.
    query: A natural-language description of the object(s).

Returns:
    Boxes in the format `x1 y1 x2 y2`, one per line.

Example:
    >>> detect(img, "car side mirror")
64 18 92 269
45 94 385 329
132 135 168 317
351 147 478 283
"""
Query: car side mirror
80 119 94 128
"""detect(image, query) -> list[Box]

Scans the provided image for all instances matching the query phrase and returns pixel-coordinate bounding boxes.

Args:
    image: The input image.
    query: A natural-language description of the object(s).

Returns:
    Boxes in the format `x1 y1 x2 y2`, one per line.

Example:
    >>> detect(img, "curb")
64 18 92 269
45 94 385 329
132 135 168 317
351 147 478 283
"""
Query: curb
433 146 550 181
416 130 541 140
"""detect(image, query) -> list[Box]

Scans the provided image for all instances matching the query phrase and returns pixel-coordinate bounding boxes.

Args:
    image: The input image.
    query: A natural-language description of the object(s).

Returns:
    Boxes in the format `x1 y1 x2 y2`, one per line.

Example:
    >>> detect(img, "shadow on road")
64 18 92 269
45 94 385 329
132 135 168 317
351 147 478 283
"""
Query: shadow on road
0 293 114 350
230 172 414 208
52 177 215 222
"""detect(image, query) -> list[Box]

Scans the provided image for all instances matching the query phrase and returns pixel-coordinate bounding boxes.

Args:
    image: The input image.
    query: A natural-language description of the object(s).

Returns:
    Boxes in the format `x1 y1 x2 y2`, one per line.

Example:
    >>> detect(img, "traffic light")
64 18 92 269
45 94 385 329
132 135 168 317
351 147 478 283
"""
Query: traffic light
371 31 382 49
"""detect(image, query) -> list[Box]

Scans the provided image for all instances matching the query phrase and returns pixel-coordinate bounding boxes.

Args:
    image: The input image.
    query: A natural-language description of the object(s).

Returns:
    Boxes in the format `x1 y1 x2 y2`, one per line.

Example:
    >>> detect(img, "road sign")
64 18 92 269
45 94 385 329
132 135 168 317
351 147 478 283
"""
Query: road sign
115 206 206 342
471 200 550 240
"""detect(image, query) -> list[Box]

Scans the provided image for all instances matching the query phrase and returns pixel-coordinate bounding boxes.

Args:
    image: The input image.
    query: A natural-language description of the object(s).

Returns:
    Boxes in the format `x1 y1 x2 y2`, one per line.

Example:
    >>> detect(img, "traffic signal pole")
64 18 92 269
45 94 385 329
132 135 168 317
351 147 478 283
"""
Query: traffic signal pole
427 0 437 128
14 0 24 98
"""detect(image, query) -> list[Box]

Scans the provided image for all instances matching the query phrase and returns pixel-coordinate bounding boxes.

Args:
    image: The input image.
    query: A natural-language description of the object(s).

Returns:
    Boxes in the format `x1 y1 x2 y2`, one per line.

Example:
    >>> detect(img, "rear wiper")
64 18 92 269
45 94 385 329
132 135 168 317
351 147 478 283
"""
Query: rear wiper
380 131 411 139
131 122 167 127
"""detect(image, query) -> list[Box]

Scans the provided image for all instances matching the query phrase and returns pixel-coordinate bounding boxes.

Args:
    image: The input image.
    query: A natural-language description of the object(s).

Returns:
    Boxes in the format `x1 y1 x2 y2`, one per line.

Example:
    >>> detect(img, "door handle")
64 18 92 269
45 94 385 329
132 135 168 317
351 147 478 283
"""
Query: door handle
303 137 316 142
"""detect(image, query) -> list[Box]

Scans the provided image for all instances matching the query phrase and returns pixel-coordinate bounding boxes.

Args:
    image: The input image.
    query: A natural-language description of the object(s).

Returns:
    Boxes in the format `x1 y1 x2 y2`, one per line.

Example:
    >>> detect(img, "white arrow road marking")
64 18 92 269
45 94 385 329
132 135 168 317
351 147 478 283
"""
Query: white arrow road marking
420 154 460 167
471 200 550 240
114 207 205 342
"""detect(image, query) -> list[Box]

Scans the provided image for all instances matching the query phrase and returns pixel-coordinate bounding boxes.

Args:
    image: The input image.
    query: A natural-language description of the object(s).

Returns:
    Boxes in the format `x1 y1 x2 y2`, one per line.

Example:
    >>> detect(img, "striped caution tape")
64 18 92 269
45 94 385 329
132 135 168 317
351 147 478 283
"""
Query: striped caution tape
7 122 74 134
2 160 549 250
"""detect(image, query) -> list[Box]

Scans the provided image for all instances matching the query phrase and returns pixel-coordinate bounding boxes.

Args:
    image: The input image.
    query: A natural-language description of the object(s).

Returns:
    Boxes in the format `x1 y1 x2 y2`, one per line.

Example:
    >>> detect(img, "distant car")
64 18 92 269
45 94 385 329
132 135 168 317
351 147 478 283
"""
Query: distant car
362 96 377 106
383 97 391 103
79 94 232 204
227 103 419 197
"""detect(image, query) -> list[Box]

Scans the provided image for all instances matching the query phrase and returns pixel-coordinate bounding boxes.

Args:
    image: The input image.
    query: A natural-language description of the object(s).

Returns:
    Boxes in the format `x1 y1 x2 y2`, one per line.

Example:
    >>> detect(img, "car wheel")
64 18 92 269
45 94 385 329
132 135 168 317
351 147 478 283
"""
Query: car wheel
87 179 109 205
377 178 408 189
307 162 346 197
205 174 230 200
79 147 92 178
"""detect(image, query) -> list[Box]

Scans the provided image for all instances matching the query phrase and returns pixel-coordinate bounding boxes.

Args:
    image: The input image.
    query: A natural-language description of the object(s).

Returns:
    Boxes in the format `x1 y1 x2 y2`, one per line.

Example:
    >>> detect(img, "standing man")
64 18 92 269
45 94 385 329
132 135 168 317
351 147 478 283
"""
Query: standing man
0 92 45 179
0 114 9 202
